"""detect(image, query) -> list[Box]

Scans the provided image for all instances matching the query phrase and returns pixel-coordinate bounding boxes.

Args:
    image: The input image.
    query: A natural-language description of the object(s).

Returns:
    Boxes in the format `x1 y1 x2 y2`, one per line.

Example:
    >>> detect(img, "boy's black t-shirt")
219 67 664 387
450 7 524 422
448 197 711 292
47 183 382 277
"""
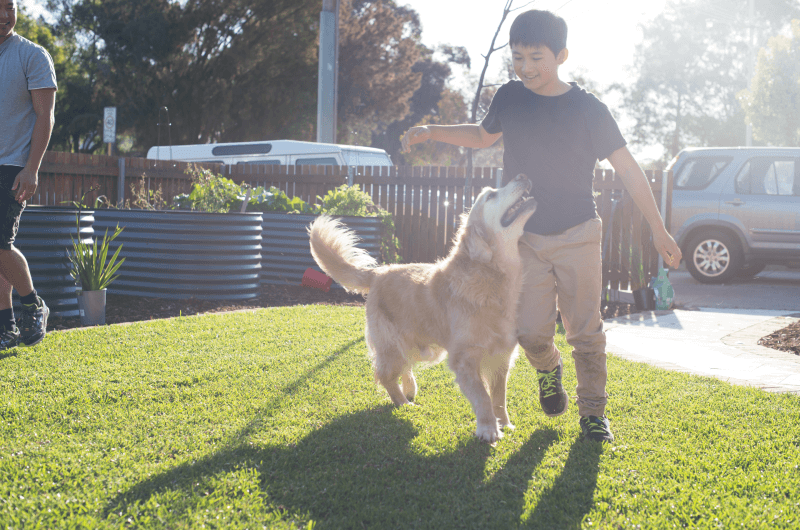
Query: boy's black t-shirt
481 80 626 235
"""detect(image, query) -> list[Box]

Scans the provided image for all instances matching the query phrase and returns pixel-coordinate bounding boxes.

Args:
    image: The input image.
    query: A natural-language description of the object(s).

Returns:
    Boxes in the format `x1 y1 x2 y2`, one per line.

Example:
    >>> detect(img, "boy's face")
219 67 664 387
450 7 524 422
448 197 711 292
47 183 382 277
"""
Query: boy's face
0 0 16 44
511 43 568 96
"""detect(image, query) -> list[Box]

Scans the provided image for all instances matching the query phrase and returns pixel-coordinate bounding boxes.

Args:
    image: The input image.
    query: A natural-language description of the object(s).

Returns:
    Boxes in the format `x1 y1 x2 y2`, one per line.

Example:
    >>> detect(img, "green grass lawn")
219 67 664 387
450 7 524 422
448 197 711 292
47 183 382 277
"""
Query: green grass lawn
1 305 799 529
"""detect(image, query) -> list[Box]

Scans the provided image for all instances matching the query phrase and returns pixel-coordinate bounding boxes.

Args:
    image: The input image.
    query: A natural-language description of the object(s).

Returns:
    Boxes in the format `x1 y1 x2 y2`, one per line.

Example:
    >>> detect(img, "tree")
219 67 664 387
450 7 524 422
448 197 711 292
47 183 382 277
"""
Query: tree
47 0 429 152
739 19 800 146
370 44 471 165
624 0 800 161
17 6 101 153
336 0 424 146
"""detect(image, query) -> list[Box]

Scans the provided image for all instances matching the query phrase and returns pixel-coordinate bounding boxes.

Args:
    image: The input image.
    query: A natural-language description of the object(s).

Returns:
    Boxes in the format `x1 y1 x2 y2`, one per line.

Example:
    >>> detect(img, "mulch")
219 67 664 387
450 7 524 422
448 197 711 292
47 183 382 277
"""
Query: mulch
757 320 800 356
47 285 799 357
48 285 640 331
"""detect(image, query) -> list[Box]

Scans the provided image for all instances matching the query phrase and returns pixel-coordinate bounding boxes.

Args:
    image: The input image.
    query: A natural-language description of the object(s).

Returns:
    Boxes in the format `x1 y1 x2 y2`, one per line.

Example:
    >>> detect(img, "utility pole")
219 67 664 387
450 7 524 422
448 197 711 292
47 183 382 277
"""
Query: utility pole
317 0 340 144
746 0 755 146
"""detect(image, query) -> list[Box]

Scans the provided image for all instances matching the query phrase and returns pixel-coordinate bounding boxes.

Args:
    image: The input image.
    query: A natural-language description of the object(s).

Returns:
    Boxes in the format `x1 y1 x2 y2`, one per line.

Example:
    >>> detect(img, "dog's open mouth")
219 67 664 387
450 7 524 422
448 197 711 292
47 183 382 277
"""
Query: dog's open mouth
501 196 536 227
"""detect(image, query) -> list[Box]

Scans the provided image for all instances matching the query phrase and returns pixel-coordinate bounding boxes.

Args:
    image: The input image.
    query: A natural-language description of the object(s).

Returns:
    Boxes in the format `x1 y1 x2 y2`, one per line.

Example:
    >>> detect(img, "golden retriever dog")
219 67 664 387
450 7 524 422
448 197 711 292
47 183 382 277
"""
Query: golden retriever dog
308 174 537 443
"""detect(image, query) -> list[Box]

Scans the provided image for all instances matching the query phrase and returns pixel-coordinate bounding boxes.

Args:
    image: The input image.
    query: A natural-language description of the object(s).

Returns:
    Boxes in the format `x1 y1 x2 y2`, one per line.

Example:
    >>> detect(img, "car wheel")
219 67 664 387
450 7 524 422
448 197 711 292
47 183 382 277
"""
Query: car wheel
735 263 766 279
685 231 742 284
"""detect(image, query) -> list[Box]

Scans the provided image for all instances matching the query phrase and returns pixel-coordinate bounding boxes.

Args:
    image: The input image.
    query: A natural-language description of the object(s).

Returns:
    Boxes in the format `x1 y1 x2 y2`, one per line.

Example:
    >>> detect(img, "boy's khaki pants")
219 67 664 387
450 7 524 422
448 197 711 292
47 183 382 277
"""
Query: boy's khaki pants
517 217 608 417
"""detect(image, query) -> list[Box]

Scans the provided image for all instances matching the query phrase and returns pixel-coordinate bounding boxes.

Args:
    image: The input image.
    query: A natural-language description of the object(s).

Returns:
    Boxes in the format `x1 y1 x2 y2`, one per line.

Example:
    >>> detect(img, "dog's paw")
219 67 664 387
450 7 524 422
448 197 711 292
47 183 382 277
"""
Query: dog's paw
475 421 503 444
499 421 515 431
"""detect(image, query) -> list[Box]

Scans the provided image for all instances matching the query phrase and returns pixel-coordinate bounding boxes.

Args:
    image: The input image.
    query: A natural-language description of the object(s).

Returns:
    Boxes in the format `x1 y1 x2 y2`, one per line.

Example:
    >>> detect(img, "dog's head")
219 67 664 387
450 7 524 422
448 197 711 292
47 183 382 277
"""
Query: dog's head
460 174 538 263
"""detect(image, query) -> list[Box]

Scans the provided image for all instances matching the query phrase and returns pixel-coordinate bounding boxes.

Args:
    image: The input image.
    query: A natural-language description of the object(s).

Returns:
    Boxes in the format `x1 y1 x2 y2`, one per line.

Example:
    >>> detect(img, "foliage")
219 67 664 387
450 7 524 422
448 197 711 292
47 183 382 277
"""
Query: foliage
126 175 167 210
316 184 401 263
739 19 800 146
624 0 799 161
16 6 102 153
67 215 125 291
172 165 313 214
2 306 800 527
171 165 247 214
45 0 434 152
336 0 423 147
246 187 316 215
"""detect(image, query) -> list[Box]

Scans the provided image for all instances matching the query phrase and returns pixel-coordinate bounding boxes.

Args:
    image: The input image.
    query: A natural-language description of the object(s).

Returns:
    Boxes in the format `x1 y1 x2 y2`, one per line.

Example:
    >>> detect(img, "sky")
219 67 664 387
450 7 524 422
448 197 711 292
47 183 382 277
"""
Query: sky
407 0 668 89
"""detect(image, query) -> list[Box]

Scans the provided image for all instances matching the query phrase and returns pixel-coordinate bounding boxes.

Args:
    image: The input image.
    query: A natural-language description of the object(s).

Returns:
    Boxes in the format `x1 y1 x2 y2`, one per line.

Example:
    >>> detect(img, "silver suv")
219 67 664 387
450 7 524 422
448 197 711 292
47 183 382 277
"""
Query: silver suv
669 147 800 283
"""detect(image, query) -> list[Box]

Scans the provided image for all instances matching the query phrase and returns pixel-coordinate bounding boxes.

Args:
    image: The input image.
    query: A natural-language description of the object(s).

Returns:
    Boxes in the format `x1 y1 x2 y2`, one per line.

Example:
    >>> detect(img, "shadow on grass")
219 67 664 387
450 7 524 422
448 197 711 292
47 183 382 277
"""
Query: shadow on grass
102 334 599 527
106 404 561 528
521 438 603 529
0 347 20 361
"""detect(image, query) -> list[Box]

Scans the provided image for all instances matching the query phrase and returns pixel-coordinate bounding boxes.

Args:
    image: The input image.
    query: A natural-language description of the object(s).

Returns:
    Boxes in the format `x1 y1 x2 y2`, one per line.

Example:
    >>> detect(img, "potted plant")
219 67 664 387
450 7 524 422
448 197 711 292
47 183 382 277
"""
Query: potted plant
67 216 125 326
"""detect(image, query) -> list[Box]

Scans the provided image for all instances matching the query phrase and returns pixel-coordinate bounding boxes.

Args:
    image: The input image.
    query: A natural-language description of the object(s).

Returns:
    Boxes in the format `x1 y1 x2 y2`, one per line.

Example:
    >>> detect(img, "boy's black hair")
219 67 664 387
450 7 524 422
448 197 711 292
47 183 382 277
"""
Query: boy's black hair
509 10 567 55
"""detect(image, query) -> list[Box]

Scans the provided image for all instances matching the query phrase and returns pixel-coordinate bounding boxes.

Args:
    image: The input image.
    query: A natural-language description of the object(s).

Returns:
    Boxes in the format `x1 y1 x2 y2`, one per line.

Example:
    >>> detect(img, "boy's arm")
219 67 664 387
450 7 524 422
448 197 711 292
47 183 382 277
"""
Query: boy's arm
401 124 502 152
608 145 683 269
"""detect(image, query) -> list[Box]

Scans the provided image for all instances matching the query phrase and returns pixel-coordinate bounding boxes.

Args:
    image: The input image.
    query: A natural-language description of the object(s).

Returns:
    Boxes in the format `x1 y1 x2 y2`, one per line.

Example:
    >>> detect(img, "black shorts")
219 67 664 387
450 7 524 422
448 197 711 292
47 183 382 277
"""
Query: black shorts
0 166 26 251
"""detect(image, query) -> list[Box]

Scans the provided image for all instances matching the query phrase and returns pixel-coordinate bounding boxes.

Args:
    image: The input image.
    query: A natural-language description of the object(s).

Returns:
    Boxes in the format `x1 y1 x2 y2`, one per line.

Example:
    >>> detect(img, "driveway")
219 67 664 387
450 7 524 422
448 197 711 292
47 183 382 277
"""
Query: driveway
669 265 800 311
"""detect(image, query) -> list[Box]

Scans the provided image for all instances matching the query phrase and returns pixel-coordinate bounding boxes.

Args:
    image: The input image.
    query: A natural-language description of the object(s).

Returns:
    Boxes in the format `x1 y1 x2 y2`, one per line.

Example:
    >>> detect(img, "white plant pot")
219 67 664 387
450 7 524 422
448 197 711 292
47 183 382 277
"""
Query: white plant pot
77 288 107 326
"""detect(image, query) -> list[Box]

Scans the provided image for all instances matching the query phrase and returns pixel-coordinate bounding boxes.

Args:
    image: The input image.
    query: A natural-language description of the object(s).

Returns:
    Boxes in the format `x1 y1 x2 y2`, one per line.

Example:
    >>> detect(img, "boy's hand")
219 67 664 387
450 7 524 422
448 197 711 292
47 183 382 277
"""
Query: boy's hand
653 228 683 269
401 126 431 152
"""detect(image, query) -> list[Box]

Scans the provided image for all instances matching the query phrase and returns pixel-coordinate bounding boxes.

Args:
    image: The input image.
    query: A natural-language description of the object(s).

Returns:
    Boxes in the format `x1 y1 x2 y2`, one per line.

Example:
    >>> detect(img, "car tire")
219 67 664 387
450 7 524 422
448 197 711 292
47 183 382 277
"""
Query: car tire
685 231 743 284
735 263 766 279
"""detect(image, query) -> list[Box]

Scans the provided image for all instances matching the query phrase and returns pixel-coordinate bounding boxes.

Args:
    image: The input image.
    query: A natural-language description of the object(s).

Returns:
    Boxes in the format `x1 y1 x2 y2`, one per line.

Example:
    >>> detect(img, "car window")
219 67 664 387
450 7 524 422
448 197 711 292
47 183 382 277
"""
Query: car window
237 160 281 165
735 158 797 196
674 157 732 189
295 157 338 166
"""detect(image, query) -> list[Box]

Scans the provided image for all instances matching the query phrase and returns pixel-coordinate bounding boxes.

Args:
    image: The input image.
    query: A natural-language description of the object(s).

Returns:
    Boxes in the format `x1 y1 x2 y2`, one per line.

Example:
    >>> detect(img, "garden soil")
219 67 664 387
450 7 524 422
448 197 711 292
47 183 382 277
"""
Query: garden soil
46 285 798 356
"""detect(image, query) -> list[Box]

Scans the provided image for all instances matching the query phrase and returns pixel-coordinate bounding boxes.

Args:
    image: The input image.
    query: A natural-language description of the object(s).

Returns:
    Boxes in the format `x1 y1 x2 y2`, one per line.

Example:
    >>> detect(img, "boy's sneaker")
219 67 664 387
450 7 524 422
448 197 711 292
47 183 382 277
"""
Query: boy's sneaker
0 326 21 351
18 298 49 347
536 359 568 417
580 415 615 442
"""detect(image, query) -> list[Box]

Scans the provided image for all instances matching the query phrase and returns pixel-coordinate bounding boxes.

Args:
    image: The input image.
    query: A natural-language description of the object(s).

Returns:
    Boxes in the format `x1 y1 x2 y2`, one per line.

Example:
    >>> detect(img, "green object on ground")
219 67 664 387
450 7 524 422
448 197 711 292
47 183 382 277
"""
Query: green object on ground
652 267 674 310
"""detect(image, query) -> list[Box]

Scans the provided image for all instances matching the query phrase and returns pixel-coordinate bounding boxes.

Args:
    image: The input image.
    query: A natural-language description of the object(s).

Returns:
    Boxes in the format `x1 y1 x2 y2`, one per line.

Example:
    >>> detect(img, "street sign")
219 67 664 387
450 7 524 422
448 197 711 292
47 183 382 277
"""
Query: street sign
103 107 117 144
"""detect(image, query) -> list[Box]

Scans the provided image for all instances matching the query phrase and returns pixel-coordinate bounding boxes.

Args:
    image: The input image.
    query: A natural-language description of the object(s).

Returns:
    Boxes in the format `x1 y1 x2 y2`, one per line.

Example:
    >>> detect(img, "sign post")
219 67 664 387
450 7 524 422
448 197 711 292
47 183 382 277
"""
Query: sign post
103 107 117 156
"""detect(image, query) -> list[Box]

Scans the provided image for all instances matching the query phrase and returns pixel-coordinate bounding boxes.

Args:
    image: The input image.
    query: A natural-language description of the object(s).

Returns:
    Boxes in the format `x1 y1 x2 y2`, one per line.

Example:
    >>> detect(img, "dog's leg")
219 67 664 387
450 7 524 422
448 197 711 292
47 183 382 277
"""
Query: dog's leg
375 350 413 406
401 368 417 402
450 350 501 443
488 351 516 431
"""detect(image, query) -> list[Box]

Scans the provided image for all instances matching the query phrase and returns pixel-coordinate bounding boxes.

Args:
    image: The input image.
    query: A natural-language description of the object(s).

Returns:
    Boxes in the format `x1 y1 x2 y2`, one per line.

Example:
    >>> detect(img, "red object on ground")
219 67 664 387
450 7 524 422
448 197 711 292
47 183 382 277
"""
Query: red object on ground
301 268 333 292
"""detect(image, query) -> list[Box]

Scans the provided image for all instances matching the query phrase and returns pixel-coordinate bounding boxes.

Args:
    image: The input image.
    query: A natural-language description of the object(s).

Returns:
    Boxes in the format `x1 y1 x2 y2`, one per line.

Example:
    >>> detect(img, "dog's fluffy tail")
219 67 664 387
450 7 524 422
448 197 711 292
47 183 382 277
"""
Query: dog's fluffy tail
308 216 378 294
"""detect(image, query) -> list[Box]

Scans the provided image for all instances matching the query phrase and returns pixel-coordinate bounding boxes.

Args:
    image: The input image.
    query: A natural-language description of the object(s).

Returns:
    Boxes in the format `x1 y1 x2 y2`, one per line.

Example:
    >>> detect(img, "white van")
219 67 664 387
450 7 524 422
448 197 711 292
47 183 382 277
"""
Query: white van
145 139 393 168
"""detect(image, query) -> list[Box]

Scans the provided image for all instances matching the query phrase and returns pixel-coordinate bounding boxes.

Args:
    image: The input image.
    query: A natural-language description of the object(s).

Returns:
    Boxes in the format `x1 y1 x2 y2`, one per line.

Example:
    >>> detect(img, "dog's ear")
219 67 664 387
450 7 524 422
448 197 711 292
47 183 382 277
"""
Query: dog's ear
465 223 493 263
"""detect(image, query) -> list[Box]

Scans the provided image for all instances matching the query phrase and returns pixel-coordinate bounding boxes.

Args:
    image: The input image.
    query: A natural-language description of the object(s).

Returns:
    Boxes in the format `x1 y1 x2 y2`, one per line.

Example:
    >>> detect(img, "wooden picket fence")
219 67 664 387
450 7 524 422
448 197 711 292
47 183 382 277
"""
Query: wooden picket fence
30 151 672 292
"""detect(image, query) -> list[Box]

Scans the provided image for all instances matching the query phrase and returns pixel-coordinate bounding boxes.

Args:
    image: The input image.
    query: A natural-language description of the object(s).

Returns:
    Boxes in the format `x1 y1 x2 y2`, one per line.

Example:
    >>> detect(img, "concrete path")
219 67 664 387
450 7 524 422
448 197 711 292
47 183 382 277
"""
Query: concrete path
604 308 800 395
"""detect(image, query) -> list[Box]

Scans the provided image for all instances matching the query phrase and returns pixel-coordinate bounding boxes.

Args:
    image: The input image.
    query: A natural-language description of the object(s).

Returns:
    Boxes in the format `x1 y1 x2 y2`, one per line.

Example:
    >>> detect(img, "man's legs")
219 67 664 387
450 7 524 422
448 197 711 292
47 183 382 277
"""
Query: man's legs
0 165 48 349
0 246 35 299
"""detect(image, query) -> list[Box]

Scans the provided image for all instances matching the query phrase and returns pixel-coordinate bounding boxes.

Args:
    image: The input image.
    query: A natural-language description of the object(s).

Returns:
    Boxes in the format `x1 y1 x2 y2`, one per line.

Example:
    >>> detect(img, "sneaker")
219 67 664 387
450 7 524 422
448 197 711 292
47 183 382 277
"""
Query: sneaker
536 359 568 417
580 415 615 442
18 297 49 347
0 326 20 351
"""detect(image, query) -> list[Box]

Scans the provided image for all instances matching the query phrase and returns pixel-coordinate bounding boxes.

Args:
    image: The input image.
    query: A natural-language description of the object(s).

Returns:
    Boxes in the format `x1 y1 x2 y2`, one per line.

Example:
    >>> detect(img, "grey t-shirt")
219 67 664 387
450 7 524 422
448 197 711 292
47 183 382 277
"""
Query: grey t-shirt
0 34 58 167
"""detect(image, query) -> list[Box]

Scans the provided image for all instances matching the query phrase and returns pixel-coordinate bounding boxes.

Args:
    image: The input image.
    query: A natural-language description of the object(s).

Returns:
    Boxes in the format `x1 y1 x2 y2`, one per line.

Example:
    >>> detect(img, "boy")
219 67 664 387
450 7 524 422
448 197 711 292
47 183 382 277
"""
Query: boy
401 9 682 441
0 0 56 350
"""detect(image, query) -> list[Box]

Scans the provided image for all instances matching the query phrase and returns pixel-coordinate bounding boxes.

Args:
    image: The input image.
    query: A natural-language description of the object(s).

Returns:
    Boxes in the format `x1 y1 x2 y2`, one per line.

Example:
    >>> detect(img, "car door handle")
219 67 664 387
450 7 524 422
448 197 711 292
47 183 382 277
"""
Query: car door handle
725 198 745 206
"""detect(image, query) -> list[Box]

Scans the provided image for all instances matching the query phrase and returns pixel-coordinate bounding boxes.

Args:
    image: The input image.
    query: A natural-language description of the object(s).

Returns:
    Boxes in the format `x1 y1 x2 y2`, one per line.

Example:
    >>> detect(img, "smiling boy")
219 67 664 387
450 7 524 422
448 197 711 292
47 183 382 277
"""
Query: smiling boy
401 10 682 442
0 0 57 350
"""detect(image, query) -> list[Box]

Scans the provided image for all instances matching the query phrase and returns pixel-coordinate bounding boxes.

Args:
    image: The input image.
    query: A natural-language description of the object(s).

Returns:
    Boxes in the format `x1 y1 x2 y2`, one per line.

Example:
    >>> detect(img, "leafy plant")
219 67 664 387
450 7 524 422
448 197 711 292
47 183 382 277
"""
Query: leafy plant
67 216 126 291
172 164 244 213
127 174 167 210
245 186 317 214
316 184 401 263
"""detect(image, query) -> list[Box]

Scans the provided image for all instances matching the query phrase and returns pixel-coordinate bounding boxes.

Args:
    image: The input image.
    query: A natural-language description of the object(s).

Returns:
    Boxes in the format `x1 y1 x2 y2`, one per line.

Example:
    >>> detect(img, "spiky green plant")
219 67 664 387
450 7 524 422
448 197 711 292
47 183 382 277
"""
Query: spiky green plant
67 216 126 291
